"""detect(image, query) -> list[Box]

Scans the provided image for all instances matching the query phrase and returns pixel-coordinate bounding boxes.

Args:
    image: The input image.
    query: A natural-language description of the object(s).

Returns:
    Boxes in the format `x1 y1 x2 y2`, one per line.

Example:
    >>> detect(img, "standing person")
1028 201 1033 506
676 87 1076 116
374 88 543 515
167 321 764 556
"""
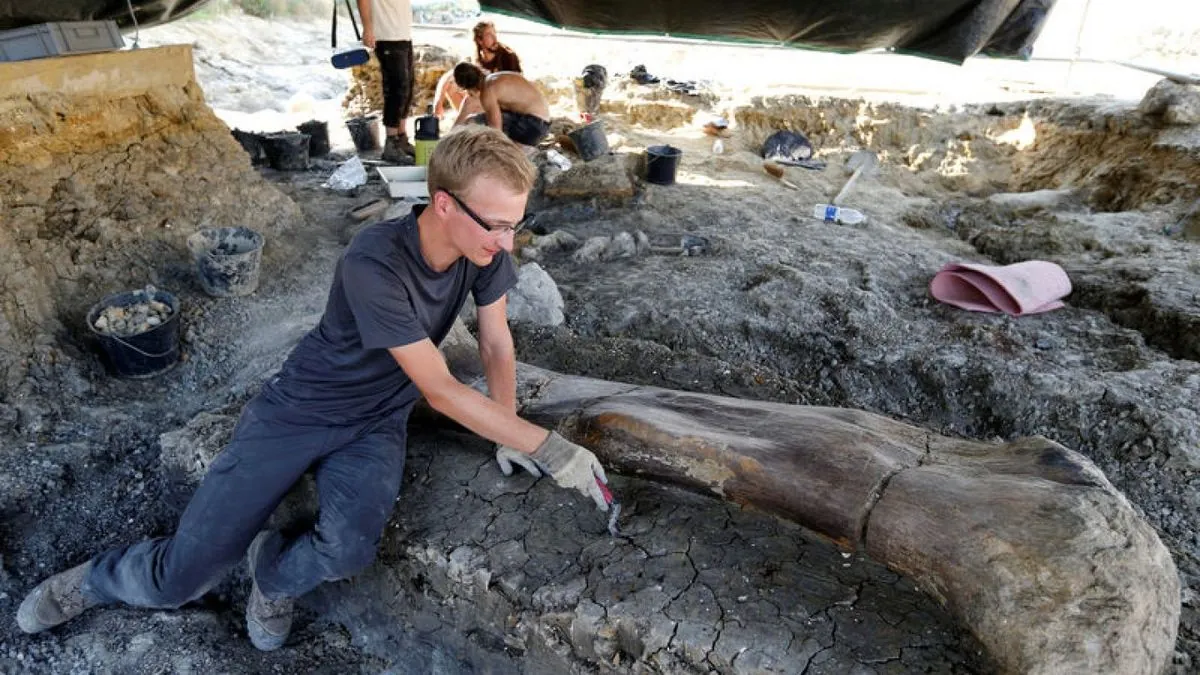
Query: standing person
359 0 416 164
452 63 550 148
473 20 522 73
16 126 612 651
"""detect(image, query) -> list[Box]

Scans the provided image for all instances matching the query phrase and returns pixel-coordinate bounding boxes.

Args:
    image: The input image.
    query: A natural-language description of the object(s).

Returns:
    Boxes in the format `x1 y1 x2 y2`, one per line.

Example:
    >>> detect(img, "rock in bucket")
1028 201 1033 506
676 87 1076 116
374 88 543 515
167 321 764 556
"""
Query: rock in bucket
87 286 182 378
187 227 266 297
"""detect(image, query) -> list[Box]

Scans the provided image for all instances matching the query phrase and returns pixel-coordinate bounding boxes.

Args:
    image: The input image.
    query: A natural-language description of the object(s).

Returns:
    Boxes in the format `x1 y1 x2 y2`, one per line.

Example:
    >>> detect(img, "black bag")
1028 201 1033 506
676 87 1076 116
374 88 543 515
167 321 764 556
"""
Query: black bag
761 130 814 164
331 0 370 69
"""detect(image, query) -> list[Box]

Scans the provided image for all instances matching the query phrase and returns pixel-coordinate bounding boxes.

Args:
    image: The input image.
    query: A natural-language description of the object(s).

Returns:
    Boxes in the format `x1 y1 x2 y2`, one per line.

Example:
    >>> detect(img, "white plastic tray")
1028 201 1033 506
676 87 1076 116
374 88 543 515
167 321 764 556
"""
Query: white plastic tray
376 166 429 200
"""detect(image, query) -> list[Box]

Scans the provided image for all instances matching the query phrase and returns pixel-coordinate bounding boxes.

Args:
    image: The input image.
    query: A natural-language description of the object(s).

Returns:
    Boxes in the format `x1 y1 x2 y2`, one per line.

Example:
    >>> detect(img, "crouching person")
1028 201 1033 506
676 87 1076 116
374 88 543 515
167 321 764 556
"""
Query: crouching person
16 126 610 650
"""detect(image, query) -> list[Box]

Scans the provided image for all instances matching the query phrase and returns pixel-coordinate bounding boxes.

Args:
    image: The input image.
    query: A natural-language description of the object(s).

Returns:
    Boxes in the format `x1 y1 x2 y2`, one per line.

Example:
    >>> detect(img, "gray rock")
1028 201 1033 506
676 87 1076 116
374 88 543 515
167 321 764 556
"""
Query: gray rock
158 412 238 483
603 231 638 260
1139 79 1200 126
634 230 651 255
507 262 565 327
532 230 580 251
572 236 610 263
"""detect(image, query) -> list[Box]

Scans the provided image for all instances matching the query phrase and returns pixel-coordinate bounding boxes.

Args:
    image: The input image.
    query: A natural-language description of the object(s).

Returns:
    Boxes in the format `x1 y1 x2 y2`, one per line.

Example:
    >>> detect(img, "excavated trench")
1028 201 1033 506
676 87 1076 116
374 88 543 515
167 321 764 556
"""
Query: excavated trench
1 46 1197 674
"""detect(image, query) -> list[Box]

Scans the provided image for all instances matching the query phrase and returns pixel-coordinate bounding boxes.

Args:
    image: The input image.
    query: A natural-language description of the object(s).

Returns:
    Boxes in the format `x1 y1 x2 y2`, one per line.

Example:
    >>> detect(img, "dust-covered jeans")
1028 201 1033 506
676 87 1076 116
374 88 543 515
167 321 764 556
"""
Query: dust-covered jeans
84 395 409 606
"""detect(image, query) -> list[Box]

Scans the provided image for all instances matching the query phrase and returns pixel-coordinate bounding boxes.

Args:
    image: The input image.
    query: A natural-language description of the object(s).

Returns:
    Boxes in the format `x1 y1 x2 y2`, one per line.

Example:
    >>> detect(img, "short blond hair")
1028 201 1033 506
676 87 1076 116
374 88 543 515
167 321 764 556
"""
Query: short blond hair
427 125 536 197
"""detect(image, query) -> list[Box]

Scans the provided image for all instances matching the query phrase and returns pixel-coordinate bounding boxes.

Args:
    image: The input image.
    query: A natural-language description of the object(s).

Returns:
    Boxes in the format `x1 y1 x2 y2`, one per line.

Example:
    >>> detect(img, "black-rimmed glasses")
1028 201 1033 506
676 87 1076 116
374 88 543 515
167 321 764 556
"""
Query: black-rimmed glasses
443 190 532 235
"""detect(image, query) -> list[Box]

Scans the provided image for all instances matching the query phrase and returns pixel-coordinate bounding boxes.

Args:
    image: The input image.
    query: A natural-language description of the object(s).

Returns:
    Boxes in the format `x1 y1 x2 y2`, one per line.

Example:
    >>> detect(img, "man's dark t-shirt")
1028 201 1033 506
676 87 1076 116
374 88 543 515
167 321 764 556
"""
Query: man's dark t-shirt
478 43 521 73
263 206 517 425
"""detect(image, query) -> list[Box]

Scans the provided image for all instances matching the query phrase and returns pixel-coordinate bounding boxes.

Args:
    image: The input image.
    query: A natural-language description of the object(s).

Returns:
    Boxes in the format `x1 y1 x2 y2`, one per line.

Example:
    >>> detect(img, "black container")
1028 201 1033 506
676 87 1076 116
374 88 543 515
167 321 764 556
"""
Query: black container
87 289 181 378
296 120 330 157
646 144 682 185
568 120 608 162
414 112 439 141
231 128 267 165
187 226 266 297
261 132 310 170
346 115 381 152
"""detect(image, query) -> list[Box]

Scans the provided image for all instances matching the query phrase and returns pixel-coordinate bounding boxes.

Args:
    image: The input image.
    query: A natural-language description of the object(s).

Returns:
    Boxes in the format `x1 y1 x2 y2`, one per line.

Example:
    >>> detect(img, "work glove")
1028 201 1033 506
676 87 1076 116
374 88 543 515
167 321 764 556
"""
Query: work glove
531 432 610 512
495 445 543 478
494 434 610 511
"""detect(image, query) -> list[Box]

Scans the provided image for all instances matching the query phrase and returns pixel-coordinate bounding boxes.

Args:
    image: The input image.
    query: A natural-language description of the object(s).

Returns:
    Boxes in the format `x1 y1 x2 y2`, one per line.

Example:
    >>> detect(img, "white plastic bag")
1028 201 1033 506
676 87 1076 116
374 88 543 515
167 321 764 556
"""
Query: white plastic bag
546 149 573 171
324 156 368 191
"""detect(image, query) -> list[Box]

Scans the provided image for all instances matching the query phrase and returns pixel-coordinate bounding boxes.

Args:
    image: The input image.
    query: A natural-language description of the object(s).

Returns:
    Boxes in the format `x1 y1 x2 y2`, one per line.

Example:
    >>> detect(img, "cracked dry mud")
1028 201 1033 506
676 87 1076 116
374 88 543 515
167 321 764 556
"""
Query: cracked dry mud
312 431 989 673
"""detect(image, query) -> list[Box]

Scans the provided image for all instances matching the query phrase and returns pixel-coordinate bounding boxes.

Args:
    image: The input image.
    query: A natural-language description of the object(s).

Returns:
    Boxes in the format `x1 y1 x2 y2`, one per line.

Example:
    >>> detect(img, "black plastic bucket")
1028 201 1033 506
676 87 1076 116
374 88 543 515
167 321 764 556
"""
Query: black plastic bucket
87 288 181 378
261 132 310 170
568 120 609 161
346 115 381 152
646 145 683 185
296 120 330 157
187 226 266 297
232 129 267 165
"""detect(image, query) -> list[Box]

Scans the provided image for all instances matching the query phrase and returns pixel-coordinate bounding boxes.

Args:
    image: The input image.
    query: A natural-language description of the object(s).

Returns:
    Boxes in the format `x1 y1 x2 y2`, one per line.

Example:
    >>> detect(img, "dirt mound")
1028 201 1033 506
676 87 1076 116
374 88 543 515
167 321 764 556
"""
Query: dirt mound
0 46 302 423
1013 99 1200 211
732 95 1026 192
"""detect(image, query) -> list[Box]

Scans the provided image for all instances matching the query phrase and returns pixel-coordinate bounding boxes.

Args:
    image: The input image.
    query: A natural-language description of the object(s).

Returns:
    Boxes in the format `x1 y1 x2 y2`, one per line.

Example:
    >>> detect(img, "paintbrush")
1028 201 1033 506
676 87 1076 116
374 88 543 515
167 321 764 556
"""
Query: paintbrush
763 161 801 190
596 477 622 537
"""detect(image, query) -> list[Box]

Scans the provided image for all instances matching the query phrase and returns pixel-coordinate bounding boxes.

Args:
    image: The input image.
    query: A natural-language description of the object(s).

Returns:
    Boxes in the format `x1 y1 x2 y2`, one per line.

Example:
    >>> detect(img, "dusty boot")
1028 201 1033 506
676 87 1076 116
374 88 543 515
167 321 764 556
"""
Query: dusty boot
245 531 294 651
16 561 98 633
380 134 415 165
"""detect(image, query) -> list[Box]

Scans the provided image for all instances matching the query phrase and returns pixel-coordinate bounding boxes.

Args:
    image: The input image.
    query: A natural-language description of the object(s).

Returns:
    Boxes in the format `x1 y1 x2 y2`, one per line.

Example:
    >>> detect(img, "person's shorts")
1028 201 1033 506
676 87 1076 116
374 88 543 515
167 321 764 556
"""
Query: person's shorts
469 111 550 146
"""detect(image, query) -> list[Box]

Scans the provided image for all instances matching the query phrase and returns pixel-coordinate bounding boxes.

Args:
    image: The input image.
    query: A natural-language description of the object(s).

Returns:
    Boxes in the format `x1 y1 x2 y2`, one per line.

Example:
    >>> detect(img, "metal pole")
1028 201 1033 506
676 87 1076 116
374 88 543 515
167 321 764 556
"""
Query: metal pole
1065 0 1096 93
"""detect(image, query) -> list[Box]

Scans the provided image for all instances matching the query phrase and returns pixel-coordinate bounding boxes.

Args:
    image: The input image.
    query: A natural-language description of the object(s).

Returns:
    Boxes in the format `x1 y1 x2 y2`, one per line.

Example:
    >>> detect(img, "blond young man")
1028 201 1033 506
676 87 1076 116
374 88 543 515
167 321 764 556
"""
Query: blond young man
17 127 610 650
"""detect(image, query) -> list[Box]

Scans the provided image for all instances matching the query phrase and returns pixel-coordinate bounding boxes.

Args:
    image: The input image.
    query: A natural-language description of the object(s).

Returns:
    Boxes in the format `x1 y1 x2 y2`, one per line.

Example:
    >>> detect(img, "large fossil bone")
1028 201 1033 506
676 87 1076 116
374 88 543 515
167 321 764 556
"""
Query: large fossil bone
440 327 1180 674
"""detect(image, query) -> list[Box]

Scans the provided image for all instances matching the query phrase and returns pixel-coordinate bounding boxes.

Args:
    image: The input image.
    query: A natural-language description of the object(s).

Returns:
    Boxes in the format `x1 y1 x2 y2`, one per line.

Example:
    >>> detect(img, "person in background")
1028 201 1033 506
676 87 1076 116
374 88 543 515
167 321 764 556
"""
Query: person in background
432 69 469 121
360 0 416 164
473 20 522 74
452 63 550 149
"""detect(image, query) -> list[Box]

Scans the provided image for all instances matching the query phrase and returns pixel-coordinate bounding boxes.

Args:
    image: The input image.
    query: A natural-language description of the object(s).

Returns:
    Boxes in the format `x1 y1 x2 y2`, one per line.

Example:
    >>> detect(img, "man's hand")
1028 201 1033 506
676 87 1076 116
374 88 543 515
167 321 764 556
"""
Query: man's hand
362 27 376 49
495 445 541 477
531 432 610 511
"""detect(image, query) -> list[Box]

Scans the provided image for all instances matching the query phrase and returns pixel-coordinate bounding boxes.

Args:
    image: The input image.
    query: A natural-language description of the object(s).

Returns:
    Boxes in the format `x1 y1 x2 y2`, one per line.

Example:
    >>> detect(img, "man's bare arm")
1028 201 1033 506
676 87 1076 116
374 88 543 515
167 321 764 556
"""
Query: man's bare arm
389 339 547 452
477 296 517 411
481 87 504 130
356 0 375 48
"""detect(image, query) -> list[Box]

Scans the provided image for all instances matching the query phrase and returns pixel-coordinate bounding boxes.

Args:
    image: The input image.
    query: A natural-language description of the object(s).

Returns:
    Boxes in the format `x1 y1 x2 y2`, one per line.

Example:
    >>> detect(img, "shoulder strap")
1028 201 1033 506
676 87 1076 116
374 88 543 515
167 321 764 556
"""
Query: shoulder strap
332 0 363 49
345 0 362 41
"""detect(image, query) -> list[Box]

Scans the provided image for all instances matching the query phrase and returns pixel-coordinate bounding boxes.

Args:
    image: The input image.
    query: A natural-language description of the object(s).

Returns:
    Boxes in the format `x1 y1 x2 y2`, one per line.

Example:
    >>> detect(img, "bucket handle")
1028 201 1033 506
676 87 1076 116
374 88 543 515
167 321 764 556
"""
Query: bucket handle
106 333 179 359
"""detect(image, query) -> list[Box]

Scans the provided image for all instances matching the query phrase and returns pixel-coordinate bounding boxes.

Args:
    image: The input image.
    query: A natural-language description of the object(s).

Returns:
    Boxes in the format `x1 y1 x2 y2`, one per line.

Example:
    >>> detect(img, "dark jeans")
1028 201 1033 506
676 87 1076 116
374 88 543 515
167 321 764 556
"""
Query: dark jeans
376 40 414 130
468 111 550 146
84 395 409 606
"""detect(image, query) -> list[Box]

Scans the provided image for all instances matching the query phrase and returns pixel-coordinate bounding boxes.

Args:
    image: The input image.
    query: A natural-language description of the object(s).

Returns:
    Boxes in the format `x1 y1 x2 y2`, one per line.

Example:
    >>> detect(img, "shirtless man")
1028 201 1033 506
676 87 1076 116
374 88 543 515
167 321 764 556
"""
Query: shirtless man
452 62 550 148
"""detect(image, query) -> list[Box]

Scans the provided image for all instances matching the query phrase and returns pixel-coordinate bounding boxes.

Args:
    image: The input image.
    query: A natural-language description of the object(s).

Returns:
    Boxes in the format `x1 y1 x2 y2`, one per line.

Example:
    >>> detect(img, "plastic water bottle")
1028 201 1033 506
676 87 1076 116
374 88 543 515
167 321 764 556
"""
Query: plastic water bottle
711 138 724 154
813 204 866 225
